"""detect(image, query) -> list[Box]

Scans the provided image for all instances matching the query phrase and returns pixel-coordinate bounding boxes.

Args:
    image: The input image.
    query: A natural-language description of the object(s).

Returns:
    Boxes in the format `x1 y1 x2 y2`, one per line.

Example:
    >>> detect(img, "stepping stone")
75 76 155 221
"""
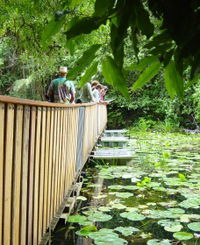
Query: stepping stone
100 136 129 147
104 129 127 137
92 148 133 159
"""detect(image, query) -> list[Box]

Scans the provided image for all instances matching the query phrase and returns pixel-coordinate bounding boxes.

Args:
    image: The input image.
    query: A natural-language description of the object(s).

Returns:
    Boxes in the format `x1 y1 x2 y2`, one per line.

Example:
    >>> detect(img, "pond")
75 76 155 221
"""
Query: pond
52 132 200 245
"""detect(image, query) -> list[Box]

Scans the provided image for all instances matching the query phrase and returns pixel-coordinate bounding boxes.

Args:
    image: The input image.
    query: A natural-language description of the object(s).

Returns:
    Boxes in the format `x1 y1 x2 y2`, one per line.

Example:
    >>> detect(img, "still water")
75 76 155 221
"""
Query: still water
52 132 200 245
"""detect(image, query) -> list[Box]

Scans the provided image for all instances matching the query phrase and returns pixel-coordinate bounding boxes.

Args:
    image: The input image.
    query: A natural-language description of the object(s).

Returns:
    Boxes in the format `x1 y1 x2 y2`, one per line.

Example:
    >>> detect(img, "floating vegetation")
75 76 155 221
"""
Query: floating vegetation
52 132 200 245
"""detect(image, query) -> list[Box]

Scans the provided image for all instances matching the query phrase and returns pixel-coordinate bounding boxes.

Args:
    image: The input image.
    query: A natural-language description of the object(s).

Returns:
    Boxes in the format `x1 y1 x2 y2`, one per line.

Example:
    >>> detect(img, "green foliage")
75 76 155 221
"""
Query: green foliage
132 59 161 90
67 44 101 79
164 60 184 98
102 56 129 99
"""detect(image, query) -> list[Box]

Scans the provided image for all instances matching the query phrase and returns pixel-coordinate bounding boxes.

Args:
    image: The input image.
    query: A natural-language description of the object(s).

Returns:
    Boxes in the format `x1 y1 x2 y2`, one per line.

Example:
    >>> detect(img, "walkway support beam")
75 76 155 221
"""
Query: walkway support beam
0 95 107 245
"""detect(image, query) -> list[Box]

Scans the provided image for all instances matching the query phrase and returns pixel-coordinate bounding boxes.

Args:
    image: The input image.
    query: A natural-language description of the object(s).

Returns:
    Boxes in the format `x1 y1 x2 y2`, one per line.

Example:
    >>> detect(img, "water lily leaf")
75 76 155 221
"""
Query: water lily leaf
124 185 140 190
148 210 180 219
87 211 112 222
120 211 145 221
179 198 200 209
164 224 183 232
108 185 123 190
76 225 97 236
88 228 127 245
79 220 94 226
188 222 200 232
180 214 190 223
114 226 140 236
93 194 107 199
167 208 185 214
98 207 112 212
114 192 134 198
77 196 87 201
173 232 193 240
147 239 172 245
111 203 127 210
126 207 139 212
67 214 87 223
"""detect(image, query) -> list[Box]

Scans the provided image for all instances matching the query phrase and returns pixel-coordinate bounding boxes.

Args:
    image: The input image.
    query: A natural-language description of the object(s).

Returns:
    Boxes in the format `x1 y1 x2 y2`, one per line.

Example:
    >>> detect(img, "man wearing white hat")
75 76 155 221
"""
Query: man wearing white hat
47 66 76 103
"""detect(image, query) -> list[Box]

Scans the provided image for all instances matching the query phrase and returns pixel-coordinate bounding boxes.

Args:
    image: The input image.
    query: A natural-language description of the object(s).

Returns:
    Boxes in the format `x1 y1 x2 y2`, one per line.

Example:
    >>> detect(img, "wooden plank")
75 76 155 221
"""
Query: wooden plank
20 106 30 244
27 106 36 245
56 108 63 207
33 107 41 245
62 108 68 196
12 105 23 245
63 108 69 193
52 108 58 216
0 103 5 245
3 104 14 245
55 108 62 209
50 108 56 220
47 108 53 225
43 107 50 232
58 109 64 204
38 107 46 241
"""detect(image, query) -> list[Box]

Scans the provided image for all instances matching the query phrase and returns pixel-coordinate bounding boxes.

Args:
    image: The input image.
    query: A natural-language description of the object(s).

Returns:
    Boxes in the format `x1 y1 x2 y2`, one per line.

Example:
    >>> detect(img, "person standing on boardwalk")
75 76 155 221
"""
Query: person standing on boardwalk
76 81 96 103
47 66 76 103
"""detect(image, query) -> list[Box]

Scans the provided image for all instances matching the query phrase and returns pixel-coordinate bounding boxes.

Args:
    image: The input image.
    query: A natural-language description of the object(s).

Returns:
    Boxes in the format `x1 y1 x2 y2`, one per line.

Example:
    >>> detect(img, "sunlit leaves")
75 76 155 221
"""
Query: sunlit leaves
66 16 106 40
132 59 161 91
79 61 98 88
164 60 184 98
67 44 101 79
101 56 129 99
41 17 66 47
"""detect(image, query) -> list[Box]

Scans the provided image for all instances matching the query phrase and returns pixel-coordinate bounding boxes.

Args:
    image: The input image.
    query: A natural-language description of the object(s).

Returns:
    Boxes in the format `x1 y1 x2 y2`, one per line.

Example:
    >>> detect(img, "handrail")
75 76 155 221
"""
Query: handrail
0 95 107 245
0 95 97 107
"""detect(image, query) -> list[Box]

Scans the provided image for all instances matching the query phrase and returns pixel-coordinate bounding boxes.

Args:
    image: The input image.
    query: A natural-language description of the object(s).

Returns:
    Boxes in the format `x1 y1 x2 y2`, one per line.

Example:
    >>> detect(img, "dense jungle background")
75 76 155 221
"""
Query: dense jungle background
0 0 199 130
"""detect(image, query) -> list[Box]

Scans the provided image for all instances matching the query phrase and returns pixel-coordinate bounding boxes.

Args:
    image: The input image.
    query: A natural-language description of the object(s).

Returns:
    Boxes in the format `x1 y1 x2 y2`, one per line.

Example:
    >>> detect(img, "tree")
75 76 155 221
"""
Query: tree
41 0 200 98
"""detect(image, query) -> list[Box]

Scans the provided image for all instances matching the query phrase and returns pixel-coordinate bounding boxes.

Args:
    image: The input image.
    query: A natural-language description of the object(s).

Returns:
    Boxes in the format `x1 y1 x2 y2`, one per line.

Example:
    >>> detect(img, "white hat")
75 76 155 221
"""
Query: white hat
58 66 68 73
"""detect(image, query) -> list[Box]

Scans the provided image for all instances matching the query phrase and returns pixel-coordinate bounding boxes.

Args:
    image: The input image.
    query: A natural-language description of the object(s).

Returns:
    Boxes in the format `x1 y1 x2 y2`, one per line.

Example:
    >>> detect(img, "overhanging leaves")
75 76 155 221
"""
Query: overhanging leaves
132 59 161 90
126 55 158 71
79 61 98 88
94 0 114 17
67 44 101 79
164 60 184 98
101 56 129 99
41 16 66 47
65 17 106 40
134 0 154 38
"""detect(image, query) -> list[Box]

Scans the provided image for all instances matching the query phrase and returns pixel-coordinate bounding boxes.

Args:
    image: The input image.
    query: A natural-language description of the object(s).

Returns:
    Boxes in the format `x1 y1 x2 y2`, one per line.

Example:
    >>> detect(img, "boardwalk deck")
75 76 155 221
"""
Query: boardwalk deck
0 95 107 245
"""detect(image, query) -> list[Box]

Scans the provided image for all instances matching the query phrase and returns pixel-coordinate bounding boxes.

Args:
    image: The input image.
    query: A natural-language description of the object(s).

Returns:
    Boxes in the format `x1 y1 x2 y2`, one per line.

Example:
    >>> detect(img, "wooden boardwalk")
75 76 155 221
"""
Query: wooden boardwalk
0 95 107 245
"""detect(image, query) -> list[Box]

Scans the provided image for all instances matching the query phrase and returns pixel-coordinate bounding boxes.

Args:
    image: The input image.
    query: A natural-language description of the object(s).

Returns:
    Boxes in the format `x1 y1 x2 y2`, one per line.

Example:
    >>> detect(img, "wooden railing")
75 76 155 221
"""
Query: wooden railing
0 95 107 245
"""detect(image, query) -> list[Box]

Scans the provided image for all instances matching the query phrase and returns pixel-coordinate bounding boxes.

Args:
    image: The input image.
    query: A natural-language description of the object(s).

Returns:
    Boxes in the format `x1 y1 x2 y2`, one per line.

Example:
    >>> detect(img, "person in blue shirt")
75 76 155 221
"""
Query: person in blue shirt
47 66 76 103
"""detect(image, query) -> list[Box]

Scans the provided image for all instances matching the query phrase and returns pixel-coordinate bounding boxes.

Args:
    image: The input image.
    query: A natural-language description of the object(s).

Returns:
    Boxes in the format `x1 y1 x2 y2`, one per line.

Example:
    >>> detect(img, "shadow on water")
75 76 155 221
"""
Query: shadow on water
51 132 200 245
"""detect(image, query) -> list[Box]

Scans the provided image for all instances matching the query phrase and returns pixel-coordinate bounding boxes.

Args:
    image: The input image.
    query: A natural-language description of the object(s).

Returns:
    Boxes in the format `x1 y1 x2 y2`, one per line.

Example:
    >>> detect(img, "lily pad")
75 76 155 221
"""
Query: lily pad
114 192 134 198
87 211 112 222
147 239 172 245
179 198 200 209
188 222 200 232
164 224 183 232
114 226 140 236
120 211 145 221
77 196 87 201
67 214 87 223
76 225 97 236
88 229 127 245
173 232 193 240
